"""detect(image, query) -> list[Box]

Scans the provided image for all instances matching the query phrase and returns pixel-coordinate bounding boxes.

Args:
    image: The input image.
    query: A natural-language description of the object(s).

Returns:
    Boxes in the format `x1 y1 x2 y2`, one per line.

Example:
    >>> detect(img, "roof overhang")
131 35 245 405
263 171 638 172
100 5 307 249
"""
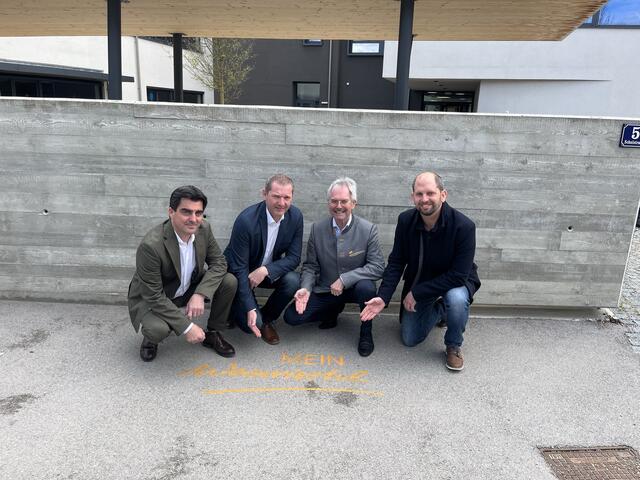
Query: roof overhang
0 60 134 82
3 1 606 41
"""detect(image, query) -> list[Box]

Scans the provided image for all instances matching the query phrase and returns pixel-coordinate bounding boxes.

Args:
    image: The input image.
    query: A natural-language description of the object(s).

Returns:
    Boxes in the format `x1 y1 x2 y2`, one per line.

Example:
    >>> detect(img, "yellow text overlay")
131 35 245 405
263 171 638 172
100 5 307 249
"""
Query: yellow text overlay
178 361 369 384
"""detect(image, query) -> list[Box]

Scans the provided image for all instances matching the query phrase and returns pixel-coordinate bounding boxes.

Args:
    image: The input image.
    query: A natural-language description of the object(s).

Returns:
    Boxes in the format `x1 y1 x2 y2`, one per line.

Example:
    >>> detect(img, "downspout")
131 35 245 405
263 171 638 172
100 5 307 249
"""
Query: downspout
134 36 143 101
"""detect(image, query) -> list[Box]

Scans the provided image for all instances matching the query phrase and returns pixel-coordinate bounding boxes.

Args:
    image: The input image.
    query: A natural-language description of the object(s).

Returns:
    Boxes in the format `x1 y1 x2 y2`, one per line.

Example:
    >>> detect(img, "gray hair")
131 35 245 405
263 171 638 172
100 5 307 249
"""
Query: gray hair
327 177 358 203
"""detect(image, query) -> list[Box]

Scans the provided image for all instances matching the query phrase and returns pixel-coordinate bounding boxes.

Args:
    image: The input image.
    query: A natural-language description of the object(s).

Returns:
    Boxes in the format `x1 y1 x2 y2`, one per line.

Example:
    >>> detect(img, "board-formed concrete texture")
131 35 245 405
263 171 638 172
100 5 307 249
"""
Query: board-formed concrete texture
0 98 638 307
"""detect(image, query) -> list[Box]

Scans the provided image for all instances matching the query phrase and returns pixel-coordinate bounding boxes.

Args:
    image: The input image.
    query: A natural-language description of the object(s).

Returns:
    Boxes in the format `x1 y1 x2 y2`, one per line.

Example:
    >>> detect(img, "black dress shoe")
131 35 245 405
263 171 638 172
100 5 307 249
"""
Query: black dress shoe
358 331 374 357
202 330 236 358
318 316 338 330
140 338 158 362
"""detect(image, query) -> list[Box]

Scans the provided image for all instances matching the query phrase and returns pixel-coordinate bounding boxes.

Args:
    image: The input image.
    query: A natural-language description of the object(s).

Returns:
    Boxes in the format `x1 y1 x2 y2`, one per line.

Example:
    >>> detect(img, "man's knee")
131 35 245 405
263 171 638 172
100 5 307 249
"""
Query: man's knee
283 303 303 325
141 315 172 344
401 330 422 347
278 271 300 296
444 287 470 310
218 272 238 295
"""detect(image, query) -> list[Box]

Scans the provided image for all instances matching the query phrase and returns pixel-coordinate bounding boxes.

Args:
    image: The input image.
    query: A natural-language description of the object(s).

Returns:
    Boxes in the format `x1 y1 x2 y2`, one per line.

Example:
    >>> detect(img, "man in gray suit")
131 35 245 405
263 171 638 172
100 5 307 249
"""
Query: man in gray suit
284 177 384 356
128 185 237 362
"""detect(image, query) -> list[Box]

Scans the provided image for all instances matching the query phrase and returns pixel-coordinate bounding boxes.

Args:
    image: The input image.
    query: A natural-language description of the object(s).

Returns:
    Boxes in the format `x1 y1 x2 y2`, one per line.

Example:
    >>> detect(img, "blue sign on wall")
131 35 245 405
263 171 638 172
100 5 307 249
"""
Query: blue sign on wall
620 124 640 148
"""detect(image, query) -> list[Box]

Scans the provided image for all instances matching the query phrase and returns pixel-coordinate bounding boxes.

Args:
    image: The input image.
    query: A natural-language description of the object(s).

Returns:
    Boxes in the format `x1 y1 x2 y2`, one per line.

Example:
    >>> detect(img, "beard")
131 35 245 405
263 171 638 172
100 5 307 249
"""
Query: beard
417 201 441 217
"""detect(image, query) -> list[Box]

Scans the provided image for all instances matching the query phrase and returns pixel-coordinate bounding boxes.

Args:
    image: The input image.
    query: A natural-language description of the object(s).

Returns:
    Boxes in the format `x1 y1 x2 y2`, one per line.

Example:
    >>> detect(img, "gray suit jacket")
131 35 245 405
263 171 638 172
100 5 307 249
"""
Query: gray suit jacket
301 214 385 293
127 219 228 335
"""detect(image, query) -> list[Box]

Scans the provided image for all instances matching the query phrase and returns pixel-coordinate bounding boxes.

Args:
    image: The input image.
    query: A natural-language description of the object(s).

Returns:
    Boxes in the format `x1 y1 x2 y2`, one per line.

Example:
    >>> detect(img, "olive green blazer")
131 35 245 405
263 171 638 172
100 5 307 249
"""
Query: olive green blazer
127 219 228 335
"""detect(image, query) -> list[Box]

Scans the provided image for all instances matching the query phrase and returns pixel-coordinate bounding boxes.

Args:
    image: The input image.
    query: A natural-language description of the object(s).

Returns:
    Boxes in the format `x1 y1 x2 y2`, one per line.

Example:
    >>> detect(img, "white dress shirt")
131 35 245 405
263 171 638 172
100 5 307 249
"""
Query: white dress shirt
261 206 284 267
174 232 196 334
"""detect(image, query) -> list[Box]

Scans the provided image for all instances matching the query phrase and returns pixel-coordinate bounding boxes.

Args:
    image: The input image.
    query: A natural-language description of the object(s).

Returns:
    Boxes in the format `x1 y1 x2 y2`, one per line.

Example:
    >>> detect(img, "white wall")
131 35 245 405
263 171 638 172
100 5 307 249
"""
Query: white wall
383 29 640 117
0 36 214 103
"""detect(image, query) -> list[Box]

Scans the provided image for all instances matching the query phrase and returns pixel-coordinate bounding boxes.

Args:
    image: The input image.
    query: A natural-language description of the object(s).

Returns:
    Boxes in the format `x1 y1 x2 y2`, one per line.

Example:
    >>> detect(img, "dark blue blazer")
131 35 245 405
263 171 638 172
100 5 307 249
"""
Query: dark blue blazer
224 201 303 313
378 202 481 307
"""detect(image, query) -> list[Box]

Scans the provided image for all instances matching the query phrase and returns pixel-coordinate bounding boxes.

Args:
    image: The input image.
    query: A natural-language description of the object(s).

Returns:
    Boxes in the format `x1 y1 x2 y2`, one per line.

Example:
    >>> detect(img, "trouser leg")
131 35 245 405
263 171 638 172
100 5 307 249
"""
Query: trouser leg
207 273 237 331
260 271 300 323
343 279 377 334
400 298 441 347
442 286 470 348
140 312 172 344
283 292 344 326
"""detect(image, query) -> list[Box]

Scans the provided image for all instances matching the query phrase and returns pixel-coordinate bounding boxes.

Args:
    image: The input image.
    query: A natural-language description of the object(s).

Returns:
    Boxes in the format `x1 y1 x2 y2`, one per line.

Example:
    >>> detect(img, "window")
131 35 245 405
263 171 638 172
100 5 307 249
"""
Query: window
303 39 323 46
421 91 475 113
147 86 204 104
0 74 102 99
582 0 640 27
348 41 384 56
293 82 321 107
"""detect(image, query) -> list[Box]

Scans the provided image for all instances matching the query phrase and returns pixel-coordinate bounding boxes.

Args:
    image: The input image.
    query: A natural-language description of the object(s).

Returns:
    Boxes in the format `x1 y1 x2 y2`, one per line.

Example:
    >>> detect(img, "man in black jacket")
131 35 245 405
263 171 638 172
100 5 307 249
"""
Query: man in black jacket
361 172 481 371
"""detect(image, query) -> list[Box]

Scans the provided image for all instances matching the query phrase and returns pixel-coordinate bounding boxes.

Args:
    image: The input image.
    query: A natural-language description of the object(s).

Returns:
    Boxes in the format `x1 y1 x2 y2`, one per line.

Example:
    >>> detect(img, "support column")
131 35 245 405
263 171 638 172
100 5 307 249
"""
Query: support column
394 0 414 110
173 33 184 103
107 0 122 100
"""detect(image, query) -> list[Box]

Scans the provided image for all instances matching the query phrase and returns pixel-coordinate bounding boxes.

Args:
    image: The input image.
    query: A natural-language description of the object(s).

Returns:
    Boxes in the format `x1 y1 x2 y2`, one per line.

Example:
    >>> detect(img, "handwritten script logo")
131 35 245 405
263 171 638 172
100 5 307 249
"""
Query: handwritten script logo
178 351 383 397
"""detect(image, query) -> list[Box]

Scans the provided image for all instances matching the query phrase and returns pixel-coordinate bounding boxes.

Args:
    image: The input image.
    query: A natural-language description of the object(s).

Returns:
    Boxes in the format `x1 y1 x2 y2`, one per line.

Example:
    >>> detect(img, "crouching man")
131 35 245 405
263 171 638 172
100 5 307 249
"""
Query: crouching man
128 185 237 362
284 177 384 356
361 172 481 371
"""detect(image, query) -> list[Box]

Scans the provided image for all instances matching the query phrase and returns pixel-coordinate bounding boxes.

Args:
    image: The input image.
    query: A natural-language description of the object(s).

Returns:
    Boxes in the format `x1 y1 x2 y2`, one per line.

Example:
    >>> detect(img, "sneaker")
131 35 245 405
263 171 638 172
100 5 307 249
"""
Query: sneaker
445 346 464 371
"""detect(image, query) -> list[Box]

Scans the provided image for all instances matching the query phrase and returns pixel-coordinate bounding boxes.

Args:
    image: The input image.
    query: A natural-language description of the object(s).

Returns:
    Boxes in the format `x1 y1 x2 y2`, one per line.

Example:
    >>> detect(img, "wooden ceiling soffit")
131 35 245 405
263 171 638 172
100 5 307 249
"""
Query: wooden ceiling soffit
1 1 607 41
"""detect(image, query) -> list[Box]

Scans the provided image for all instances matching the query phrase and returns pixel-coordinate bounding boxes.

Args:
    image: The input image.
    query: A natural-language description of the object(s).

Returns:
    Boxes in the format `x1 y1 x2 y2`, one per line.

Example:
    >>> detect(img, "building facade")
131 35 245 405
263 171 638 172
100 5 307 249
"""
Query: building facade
383 0 640 117
0 36 213 103
234 39 395 109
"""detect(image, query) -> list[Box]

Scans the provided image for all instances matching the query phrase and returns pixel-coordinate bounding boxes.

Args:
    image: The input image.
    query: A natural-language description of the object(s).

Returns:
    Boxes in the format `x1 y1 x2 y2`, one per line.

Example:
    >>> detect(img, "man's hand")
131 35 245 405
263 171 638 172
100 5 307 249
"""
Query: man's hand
248 266 269 289
185 293 205 320
360 297 385 321
403 291 417 312
247 310 262 338
185 324 205 344
294 288 310 314
330 278 344 296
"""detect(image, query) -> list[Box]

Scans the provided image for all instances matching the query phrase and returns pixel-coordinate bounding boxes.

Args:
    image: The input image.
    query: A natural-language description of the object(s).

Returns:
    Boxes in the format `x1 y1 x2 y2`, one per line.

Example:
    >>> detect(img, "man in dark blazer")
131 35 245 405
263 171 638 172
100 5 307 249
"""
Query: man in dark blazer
128 185 237 362
361 172 481 371
284 177 384 356
224 175 303 345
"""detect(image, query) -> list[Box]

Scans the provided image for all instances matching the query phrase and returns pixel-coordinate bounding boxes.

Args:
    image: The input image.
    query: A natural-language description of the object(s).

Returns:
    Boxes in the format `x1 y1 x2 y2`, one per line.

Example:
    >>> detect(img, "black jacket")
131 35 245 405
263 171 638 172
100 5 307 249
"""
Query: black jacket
378 202 481 306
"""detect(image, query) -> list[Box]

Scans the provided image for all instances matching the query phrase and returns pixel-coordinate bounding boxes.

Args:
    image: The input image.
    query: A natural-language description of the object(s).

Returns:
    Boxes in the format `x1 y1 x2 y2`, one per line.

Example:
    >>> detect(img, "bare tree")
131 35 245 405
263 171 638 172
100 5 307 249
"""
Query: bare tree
185 38 255 104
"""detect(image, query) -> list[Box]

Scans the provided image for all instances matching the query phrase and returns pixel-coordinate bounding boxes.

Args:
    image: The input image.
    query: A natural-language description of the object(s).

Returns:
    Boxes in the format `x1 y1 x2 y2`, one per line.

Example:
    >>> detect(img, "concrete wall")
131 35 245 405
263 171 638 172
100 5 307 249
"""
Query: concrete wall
383 29 640 117
0 98 639 308
0 36 214 103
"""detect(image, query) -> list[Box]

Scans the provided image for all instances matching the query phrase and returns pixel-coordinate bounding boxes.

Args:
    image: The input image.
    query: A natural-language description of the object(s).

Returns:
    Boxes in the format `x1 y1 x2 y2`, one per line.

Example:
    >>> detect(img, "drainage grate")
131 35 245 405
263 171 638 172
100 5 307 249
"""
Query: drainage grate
540 446 640 480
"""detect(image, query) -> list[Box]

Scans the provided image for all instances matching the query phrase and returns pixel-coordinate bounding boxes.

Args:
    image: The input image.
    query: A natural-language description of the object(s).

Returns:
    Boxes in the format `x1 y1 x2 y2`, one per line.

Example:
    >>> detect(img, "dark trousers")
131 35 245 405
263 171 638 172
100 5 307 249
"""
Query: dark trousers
140 272 237 344
231 271 300 334
284 279 376 333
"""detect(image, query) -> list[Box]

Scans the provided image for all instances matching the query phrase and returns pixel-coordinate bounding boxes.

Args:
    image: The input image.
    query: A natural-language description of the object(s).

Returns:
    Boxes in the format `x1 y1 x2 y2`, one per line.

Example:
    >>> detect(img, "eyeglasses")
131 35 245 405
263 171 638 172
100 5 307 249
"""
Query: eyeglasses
329 199 352 206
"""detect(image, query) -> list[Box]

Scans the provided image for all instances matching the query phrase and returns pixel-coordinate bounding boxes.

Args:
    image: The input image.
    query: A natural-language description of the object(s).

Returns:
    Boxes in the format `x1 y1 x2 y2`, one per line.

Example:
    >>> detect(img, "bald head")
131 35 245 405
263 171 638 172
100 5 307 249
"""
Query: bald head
412 172 444 192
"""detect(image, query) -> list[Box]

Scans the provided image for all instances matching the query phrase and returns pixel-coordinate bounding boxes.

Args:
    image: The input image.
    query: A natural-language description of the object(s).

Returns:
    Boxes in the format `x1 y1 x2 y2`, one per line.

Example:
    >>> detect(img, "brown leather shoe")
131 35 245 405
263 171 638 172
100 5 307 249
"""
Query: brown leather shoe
202 330 236 358
445 346 464 371
260 322 280 345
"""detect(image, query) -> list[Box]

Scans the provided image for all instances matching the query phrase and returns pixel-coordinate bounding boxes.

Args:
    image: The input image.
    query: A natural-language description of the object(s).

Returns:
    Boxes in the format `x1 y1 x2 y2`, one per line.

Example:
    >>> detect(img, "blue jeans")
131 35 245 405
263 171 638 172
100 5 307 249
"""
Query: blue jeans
401 286 470 348
284 279 376 333
231 271 300 334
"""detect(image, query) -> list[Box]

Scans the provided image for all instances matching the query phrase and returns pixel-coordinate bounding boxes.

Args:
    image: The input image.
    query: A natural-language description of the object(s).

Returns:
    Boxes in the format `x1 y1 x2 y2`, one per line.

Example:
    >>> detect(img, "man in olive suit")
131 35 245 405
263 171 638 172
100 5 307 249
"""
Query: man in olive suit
128 185 237 362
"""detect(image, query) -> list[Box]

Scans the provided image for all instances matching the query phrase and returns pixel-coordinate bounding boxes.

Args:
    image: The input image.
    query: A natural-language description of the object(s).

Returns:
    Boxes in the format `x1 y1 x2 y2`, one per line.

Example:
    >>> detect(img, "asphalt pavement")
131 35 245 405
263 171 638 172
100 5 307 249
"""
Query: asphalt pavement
1 229 639 480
